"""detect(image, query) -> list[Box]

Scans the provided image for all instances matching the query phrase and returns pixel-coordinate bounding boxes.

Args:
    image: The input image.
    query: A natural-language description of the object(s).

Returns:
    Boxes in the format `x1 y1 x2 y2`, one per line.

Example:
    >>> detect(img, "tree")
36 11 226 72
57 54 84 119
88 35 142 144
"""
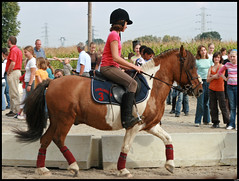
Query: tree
85 38 105 45
162 35 171 42
2 2 21 47
194 31 222 41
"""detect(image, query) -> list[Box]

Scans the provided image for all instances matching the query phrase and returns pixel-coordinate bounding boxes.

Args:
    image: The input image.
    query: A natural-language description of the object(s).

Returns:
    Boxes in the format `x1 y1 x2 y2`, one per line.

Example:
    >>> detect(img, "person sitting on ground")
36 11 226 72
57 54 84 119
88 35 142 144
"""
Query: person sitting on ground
53 57 72 76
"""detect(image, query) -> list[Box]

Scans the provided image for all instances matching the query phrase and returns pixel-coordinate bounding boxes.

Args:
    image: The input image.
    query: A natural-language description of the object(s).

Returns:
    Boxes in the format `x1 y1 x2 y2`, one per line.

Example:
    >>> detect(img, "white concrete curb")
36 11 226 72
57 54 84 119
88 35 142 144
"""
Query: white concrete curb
2 132 237 170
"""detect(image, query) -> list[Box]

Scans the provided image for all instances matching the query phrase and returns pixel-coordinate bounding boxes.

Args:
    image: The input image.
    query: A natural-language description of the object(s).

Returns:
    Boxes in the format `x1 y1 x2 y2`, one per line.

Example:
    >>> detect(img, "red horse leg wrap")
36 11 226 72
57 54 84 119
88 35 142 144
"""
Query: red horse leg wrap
36 148 46 168
166 144 174 160
117 152 127 170
60 146 76 165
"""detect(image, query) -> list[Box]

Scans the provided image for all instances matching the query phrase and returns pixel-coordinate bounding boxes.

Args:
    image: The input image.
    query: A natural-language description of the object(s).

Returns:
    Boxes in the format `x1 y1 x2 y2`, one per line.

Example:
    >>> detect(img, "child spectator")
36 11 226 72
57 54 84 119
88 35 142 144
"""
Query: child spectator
135 47 154 66
53 57 72 75
16 73 26 120
35 57 49 88
220 47 228 60
131 41 141 64
46 59 55 79
54 69 64 79
222 49 232 113
207 52 230 128
135 45 147 66
218 49 237 130
207 43 215 61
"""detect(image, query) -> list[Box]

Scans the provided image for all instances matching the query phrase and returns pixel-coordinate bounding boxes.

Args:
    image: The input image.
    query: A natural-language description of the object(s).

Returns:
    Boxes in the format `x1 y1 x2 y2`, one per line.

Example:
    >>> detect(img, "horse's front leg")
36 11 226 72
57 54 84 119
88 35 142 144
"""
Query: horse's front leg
146 124 175 173
117 124 143 177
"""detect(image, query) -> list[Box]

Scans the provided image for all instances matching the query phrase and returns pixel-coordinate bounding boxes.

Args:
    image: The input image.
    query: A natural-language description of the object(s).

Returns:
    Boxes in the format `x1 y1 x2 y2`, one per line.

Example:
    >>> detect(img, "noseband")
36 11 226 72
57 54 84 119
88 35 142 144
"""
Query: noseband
179 53 203 95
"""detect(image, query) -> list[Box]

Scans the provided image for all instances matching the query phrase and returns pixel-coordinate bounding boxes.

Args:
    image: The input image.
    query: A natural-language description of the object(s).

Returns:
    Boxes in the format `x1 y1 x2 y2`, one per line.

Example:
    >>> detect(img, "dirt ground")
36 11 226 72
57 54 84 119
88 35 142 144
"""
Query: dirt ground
2 89 237 179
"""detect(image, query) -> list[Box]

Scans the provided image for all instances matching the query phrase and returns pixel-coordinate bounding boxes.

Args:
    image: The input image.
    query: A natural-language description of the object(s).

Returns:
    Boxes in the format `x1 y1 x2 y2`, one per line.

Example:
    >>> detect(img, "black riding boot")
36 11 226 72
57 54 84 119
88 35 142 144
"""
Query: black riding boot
121 92 141 129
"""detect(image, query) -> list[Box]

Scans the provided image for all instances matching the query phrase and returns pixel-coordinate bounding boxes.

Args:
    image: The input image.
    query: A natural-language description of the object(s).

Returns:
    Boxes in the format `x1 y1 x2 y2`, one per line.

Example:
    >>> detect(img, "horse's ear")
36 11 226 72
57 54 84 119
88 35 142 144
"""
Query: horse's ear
180 45 187 57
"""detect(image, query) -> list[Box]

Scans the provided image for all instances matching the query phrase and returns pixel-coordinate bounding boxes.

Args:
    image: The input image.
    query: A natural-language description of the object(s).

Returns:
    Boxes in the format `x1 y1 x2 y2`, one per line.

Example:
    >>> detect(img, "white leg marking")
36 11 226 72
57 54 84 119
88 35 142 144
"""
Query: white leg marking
147 124 172 145
35 167 52 176
68 161 80 177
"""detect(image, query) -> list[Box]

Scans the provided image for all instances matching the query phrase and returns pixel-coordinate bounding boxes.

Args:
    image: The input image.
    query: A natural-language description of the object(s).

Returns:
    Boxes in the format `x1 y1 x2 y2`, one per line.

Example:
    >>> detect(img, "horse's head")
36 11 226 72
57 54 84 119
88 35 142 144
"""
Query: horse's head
176 45 203 97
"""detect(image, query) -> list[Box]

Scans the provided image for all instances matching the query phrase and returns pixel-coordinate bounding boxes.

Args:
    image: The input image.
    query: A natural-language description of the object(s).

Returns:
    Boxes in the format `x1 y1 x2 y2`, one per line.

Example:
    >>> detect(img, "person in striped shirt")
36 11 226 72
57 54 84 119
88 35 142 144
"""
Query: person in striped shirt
218 49 237 130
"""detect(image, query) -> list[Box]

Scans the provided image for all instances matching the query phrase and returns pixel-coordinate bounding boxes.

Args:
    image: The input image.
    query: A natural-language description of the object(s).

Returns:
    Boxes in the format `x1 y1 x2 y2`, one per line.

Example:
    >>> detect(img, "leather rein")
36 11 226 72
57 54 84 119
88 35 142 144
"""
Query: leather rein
141 53 202 95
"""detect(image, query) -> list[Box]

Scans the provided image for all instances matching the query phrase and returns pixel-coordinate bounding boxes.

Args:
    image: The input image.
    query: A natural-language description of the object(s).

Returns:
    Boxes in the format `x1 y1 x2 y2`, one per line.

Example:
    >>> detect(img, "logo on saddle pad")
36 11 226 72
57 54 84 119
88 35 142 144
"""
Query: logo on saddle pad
91 73 150 105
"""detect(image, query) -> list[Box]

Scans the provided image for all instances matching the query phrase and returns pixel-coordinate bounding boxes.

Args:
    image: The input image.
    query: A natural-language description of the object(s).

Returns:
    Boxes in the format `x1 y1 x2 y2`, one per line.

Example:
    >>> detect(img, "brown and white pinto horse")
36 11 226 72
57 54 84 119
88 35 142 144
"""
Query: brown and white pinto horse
14 45 203 177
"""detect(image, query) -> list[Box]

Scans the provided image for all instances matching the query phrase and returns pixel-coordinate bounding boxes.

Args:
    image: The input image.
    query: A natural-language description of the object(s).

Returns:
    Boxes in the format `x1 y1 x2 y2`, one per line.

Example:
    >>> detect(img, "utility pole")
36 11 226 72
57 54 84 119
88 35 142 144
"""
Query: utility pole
88 2 92 48
195 7 211 33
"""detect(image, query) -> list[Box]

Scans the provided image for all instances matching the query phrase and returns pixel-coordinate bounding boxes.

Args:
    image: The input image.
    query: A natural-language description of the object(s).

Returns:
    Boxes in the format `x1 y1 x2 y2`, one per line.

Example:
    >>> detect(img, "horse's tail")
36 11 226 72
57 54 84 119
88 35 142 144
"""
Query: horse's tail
13 79 51 143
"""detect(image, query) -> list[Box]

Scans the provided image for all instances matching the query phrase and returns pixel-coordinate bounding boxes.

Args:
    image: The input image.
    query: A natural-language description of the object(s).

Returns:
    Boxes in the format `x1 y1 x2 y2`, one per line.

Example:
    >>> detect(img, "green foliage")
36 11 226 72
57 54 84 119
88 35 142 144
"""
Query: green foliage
194 31 222 41
2 2 21 47
85 38 105 45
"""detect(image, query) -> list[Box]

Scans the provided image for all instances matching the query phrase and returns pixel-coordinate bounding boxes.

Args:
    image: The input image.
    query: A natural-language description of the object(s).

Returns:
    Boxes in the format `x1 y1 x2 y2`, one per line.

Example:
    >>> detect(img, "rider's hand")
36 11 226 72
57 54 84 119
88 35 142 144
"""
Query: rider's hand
134 65 143 73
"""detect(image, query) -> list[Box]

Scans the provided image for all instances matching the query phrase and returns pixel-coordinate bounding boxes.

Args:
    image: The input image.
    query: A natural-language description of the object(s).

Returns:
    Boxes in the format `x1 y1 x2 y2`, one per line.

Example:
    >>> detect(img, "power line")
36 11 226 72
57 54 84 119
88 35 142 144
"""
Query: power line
195 7 212 33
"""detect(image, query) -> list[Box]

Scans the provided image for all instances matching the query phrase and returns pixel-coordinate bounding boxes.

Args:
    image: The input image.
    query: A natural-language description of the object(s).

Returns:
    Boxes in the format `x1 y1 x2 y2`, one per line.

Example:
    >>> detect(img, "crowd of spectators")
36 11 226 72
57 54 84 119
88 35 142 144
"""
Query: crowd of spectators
2 36 237 130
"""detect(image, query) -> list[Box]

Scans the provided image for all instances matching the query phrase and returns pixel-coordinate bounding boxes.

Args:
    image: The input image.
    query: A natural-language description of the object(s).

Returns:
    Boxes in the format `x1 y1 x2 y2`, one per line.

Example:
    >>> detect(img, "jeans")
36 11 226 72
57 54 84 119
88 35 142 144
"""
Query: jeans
195 79 210 124
4 72 10 107
175 90 189 114
166 89 172 104
227 85 237 128
2 81 6 110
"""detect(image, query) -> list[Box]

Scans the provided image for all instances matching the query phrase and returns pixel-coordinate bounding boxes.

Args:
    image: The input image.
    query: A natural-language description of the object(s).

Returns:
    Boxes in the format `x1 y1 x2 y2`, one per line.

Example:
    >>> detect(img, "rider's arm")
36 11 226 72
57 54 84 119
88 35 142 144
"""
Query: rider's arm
110 40 142 73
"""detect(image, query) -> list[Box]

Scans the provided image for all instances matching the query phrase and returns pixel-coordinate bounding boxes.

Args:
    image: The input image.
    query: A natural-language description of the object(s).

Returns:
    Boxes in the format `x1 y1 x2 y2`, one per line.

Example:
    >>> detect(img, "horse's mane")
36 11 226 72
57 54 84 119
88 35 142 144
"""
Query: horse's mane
142 48 196 72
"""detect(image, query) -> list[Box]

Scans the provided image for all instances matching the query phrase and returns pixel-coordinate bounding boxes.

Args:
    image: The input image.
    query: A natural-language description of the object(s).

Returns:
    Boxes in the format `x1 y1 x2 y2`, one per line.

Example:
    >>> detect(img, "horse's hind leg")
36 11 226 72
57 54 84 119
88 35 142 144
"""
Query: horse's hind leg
146 124 175 173
52 119 80 177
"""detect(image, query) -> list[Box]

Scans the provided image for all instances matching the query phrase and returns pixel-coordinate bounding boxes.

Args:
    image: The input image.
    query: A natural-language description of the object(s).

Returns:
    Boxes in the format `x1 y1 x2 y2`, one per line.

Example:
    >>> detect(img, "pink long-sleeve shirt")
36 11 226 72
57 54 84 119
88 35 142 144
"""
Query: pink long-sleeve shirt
218 62 237 85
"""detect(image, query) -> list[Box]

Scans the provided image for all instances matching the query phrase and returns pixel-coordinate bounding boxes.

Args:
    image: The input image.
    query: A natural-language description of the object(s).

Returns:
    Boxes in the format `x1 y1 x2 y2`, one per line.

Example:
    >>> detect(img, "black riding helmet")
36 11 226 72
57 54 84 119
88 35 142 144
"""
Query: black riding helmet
110 8 133 25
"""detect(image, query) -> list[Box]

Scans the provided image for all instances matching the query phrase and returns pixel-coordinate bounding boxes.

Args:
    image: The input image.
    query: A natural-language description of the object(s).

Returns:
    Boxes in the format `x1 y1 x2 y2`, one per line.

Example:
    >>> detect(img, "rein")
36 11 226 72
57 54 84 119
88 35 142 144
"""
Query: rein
141 72 185 93
141 53 201 95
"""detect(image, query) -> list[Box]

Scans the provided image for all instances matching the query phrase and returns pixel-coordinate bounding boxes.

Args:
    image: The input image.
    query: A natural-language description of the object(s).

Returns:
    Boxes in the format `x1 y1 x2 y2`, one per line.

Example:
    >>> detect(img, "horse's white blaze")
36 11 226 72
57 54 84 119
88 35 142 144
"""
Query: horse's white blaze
104 59 160 130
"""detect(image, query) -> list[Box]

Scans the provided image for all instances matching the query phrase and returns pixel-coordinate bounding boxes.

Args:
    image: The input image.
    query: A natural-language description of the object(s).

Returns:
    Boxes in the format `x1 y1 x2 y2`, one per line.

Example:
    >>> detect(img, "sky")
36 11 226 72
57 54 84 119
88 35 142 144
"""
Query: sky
16 2 237 48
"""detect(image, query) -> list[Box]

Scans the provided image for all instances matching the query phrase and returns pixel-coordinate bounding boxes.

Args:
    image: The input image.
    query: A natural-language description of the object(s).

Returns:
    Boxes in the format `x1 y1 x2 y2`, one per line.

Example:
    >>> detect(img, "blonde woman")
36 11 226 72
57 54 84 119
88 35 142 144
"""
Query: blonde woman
24 46 37 98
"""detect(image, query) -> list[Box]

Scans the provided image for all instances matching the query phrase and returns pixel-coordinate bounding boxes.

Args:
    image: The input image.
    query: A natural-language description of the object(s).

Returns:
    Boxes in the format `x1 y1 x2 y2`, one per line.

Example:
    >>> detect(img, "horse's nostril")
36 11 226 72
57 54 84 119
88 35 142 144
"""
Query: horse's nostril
199 89 203 94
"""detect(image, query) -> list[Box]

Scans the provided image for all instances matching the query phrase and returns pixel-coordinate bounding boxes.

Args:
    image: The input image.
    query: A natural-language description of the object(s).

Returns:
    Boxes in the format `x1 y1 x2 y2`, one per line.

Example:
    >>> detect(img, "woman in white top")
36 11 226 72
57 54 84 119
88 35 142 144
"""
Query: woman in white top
24 46 37 98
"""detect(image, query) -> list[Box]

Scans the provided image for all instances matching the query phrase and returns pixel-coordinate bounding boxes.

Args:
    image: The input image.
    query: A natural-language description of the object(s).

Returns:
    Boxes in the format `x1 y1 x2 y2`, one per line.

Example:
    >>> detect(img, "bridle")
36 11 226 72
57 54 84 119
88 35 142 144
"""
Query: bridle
178 53 203 96
141 51 203 96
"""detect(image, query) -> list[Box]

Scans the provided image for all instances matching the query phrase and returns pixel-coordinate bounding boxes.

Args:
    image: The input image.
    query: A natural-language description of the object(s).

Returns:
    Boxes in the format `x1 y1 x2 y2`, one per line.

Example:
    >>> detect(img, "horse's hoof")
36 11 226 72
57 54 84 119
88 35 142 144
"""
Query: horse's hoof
68 162 80 177
117 168 133 177
165 163 174 173
35 167 52 176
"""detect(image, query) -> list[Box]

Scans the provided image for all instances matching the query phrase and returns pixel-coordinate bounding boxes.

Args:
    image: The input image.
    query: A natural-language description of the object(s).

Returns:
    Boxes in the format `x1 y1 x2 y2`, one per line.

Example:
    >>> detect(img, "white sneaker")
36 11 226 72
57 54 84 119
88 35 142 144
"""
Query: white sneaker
195 123 200 127
226 126 234 130
17 115 26 120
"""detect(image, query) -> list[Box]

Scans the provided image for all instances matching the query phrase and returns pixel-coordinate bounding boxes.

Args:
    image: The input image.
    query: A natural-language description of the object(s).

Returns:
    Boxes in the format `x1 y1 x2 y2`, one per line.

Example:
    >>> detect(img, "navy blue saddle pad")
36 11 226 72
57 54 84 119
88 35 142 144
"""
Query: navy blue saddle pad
91 73 150 105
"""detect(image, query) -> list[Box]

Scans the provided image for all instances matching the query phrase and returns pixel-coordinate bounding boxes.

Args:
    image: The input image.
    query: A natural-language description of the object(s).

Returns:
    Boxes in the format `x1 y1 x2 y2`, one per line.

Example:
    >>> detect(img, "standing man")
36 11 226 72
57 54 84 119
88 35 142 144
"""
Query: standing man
34 39 46 58
86 42 100 70
76 42 91 76
5 36 23 117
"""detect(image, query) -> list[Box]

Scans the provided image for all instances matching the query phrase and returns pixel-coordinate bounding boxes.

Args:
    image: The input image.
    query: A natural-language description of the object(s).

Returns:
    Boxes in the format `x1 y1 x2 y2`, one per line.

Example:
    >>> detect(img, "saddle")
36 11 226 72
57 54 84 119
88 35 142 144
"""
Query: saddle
91 70 150 105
